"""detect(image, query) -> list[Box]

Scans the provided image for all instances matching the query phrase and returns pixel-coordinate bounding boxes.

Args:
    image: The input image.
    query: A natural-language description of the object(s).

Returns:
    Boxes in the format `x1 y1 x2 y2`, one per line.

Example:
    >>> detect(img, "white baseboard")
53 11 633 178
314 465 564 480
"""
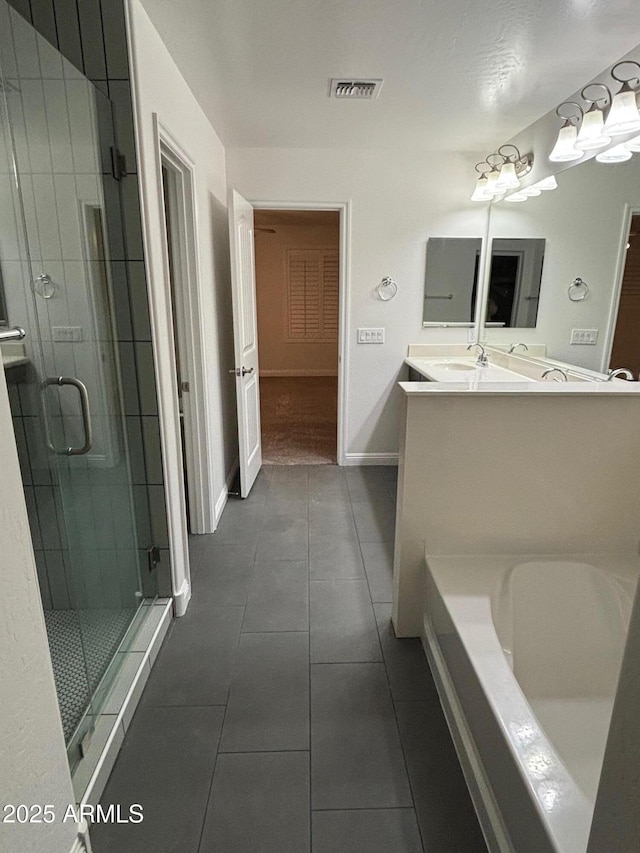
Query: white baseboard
214 484 228 524
259 369 338 377
342 453 399 466
173 578 191 617
71 820 92 852
214 460 239 524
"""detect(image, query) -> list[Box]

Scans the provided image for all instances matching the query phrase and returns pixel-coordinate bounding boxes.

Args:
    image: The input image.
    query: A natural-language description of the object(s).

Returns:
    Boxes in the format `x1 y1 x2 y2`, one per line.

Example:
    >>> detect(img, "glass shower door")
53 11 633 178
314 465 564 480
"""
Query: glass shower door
0 4 156 768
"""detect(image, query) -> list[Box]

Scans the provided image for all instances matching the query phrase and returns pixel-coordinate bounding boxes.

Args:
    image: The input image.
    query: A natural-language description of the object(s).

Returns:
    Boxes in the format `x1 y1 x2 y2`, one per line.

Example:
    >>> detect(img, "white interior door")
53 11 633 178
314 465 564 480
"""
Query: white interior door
228 189 262 497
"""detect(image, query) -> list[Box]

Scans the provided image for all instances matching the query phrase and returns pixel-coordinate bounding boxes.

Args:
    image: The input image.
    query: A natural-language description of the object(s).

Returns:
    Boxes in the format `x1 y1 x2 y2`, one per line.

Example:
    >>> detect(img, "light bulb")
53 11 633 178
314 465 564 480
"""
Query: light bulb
504 192 528 203
604 85 640 136
520 185 542 197
595 143 633 163
575 106 611 150
496 161 520 190
549 123 582 162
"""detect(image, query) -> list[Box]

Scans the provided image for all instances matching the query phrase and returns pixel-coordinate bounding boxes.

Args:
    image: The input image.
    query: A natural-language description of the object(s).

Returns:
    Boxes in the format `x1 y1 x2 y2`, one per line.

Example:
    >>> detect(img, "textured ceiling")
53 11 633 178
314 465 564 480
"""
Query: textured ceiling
140 0 640 152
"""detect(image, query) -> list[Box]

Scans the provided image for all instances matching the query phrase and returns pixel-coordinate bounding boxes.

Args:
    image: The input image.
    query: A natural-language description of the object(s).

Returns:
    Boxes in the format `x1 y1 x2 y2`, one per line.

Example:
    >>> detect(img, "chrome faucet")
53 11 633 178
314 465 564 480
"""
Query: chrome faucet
508 342 529 354
541 367 568 382
467 343 489 366
607 368 634 381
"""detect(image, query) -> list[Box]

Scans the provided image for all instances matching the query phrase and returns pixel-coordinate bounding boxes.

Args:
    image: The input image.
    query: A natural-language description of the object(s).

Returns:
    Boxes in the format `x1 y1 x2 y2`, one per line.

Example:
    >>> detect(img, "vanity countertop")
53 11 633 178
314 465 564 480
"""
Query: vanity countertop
399 380 640 395
402 345 640 396
405 356 530 384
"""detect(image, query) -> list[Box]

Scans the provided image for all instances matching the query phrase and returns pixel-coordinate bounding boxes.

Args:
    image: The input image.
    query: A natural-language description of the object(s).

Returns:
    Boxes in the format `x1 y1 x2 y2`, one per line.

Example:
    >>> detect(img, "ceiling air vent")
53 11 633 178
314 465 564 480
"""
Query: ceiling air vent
330 79 383 100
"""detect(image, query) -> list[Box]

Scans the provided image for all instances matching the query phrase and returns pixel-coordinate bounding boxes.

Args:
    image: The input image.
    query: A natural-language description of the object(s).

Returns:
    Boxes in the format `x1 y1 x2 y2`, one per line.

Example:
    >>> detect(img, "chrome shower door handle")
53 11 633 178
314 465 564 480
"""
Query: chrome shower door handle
43 376 93 455
0 326 26 342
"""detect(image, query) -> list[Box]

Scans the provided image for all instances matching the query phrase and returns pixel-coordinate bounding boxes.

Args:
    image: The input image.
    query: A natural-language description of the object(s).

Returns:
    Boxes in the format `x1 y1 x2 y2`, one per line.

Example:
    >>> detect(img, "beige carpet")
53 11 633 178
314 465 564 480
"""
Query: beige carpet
260 376 337 465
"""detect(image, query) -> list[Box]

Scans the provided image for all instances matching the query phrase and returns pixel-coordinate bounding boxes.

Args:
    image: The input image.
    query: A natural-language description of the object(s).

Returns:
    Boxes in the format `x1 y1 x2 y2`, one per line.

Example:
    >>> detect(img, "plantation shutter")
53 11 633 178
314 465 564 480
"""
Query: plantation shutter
287 249 339 340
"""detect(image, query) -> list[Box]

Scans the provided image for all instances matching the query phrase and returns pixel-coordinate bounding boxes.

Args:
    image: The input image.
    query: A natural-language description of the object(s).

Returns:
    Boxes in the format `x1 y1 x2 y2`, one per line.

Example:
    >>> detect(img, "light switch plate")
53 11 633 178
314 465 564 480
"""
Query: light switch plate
570 328 598 345
357 327 385 344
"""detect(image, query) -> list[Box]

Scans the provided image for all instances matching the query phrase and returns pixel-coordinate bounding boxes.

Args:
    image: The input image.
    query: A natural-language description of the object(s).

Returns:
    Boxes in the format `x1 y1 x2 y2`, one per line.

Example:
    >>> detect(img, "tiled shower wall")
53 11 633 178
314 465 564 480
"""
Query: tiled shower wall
4 0 172 598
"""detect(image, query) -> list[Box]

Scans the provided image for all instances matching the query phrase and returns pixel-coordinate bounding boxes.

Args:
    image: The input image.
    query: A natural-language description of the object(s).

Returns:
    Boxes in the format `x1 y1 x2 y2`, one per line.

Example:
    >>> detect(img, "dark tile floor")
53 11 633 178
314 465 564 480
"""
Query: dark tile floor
92 465 486 853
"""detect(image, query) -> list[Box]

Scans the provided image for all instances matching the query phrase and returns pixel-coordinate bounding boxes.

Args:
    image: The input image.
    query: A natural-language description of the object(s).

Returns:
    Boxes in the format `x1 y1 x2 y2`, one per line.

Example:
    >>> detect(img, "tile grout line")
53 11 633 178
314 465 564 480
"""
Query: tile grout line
345 471 425 851
369 546 426 853
311 805 417 813
194 677 231 853
190 477 273 853
237 484 269 635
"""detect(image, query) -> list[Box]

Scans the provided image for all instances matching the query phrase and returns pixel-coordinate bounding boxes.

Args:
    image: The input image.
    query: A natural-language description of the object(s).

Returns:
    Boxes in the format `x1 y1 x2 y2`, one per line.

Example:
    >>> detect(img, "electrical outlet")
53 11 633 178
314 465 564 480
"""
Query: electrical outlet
52 326 83 342
570 328 598 345
357 327 385 344
467 328 477 343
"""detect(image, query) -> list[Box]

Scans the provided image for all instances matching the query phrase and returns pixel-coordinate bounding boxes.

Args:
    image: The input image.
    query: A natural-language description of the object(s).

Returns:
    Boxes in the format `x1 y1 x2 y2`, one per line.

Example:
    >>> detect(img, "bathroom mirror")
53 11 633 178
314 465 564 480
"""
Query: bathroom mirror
484 238 545 329
483 156 640 371
423 237 481 326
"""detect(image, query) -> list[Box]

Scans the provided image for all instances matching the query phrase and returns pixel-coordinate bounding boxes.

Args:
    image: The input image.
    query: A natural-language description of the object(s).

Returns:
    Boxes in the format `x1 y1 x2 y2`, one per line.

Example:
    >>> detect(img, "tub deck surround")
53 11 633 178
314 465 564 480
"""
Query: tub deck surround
423 554 640 853
392 384 640 638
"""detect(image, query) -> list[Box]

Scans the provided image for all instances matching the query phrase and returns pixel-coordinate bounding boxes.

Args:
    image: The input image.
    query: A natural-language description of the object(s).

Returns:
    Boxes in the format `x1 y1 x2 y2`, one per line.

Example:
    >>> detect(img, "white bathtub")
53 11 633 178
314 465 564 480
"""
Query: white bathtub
422 554 640 853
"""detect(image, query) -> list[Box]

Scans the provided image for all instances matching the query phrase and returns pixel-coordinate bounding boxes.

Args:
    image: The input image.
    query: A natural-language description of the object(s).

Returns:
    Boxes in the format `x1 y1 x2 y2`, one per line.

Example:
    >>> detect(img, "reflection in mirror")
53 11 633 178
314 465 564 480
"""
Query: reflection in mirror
423 237 481 325
484 157 640 372
0 265 6 325
609 214 640 375
485 238 545 329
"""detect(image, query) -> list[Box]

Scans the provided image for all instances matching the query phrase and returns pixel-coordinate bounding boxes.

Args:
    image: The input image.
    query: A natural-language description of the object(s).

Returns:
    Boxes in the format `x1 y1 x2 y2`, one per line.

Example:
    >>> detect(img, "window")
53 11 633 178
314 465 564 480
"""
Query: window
287 249 338 341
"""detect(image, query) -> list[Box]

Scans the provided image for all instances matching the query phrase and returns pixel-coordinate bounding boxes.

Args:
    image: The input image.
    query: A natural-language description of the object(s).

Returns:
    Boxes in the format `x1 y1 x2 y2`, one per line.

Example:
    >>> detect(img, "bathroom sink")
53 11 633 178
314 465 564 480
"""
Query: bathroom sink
430 361 478 371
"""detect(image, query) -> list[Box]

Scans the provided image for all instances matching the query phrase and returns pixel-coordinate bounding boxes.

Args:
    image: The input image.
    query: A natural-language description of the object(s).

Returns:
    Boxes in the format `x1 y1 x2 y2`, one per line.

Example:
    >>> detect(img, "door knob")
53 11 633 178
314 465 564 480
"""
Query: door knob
229 366 254 376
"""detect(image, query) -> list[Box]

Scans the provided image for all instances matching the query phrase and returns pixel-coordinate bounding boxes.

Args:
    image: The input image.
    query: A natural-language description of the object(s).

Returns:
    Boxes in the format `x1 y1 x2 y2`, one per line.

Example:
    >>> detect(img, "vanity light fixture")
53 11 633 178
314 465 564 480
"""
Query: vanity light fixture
603 61 640 136
472 148 533 201
575 85 611 150
549 103 583 162
595 142 633 163
497 175 559 203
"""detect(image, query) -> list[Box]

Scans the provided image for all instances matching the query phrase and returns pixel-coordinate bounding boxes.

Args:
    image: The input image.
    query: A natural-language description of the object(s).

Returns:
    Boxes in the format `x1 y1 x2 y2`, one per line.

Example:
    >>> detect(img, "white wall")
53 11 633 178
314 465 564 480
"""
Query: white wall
0 368 77 853
127 0 237 577
255 221 339 375
227 147 488 460
486 158 640 371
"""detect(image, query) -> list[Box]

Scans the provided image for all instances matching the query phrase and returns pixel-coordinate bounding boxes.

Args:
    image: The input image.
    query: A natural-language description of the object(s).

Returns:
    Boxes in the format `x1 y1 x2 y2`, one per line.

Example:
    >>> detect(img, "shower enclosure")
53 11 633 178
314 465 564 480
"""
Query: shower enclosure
0 5 159 771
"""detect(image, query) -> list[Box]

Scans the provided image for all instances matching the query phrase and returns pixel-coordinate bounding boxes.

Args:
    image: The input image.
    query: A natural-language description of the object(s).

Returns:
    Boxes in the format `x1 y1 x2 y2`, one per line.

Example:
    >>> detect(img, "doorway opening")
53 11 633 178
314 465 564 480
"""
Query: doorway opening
609 213 640 376
158 137 211 534
254 209 340 464
160 161 190 523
